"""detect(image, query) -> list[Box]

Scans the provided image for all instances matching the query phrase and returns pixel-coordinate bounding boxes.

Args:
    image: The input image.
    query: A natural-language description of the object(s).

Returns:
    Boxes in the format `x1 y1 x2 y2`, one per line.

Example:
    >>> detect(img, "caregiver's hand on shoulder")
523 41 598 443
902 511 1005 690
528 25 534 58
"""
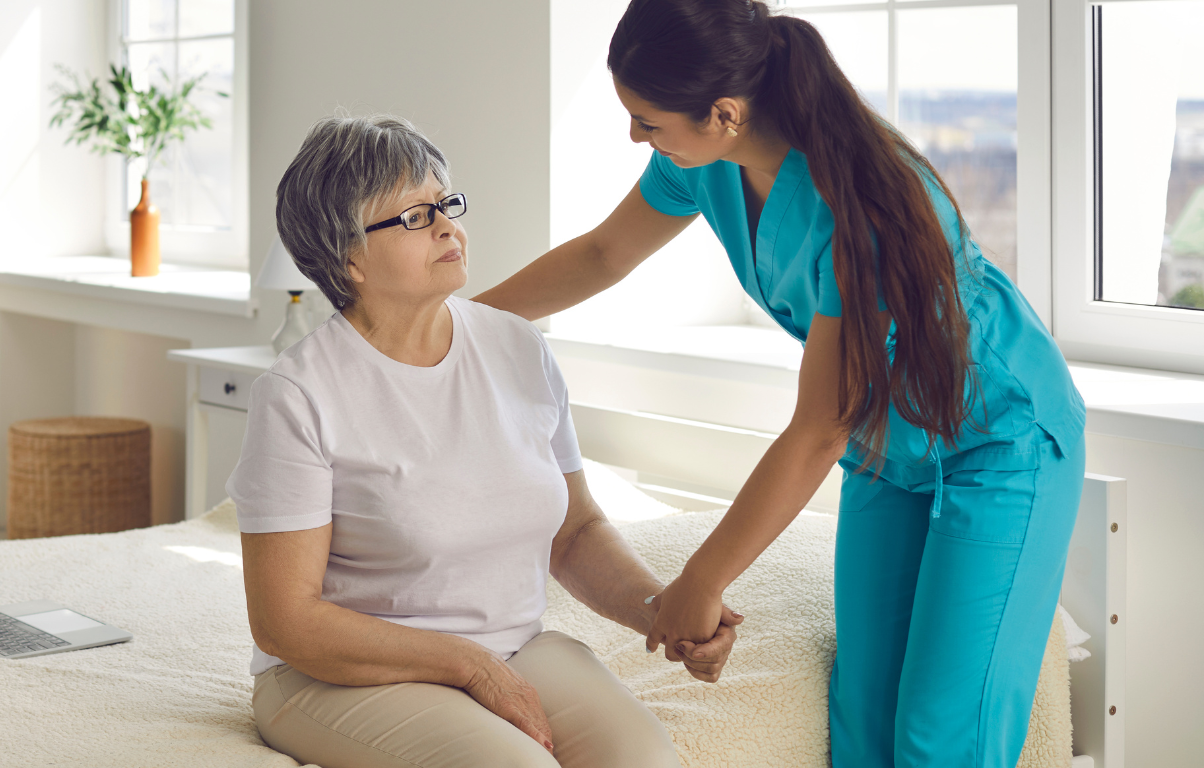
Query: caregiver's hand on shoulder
646 576 742 682
463 648 555 755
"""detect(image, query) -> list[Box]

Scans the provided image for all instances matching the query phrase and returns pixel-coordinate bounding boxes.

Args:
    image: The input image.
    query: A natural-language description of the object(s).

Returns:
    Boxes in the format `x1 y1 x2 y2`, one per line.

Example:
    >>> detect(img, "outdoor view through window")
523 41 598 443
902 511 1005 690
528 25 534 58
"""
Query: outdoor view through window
1098 0 1204 311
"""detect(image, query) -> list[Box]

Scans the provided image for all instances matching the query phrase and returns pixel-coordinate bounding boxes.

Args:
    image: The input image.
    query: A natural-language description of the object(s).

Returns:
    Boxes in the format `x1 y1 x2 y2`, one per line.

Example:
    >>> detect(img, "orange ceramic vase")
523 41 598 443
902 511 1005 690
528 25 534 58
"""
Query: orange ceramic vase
130 178 160 277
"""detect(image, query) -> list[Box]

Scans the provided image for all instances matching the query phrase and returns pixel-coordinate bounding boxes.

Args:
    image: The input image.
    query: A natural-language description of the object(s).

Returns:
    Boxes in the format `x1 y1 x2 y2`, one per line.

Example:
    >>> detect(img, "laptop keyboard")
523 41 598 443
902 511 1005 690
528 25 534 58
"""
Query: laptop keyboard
0 613 71 657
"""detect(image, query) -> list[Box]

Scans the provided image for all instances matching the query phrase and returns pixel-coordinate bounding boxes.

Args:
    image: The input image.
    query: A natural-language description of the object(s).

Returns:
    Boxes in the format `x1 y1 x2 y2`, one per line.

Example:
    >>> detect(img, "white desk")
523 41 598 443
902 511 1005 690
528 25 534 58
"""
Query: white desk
167 346 276 519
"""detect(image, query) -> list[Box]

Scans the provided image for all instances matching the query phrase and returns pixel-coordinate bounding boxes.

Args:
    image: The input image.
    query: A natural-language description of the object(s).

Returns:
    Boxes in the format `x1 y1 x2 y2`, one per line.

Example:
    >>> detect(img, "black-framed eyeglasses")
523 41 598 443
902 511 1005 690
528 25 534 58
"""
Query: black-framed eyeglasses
364 193 467 233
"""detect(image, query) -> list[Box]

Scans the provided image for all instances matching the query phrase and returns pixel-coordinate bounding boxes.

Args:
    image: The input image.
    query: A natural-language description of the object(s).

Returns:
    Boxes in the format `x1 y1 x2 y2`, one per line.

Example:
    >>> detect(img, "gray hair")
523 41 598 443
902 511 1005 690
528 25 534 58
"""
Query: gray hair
275 114 452 309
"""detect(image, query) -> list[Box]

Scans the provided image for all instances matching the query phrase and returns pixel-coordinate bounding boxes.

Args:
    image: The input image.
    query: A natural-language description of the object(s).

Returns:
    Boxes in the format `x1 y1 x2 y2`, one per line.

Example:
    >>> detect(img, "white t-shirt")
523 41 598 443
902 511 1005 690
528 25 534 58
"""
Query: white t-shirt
227 297 583 676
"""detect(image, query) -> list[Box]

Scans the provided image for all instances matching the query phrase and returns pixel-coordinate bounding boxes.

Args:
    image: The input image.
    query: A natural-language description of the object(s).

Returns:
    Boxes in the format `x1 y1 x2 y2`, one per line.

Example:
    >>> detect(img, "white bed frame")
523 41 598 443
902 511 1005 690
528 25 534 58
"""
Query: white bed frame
571 401 1127 768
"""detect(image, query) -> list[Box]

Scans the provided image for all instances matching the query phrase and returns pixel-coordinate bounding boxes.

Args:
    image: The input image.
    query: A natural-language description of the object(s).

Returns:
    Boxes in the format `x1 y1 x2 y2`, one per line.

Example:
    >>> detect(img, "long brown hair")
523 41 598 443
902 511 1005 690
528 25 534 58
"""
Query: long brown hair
609 0 976 462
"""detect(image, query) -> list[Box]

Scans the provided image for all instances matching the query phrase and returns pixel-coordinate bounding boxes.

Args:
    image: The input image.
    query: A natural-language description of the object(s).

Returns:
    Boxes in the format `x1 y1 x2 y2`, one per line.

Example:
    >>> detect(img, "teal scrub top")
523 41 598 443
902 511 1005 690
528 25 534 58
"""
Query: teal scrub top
639 148 1085 481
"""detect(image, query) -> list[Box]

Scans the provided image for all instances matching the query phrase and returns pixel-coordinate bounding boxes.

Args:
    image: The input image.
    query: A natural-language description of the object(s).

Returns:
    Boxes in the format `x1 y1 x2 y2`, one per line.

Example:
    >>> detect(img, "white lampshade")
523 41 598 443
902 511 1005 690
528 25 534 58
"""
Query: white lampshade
256 236 317 292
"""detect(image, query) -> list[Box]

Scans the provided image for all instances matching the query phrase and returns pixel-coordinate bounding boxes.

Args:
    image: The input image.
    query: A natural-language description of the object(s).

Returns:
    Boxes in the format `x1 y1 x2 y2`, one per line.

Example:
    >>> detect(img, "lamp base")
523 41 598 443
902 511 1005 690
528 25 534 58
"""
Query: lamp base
271 292 311 353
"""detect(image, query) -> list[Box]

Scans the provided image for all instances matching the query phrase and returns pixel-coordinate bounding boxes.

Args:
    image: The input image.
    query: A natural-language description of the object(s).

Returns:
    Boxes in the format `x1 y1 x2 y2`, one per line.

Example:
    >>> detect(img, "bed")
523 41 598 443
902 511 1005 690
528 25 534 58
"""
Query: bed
0 402 1125 768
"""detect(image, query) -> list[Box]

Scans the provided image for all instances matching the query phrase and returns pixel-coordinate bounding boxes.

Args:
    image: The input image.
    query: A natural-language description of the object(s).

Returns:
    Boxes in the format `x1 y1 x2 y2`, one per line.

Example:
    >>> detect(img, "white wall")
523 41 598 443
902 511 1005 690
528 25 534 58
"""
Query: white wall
246 0 553 302
73 325 187 527
0 0 108 261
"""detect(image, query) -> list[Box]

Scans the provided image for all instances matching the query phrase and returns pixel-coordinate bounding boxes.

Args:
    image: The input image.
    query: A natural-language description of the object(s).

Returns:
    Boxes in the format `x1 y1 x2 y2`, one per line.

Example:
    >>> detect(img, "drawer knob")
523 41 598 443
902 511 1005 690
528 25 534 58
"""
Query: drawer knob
224 383 236 395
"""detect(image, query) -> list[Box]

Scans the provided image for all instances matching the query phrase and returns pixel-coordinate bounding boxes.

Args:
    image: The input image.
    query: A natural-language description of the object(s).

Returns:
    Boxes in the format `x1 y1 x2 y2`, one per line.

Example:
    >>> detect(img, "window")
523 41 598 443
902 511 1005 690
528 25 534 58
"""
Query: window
1093 0 1204 311
1054 0 1204 373
108 0 248 269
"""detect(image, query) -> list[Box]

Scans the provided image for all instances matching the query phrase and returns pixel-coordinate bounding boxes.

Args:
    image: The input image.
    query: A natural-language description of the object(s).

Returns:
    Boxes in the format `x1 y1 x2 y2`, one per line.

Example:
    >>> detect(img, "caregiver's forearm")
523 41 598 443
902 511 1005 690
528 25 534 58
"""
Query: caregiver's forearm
681 424 844 598
473 233 625 321
256 598 484 688
551 519 664 636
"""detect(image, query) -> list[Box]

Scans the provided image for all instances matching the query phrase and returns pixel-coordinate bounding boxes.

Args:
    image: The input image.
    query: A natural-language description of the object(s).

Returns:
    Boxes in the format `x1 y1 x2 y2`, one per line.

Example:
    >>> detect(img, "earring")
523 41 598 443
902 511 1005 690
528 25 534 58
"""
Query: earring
726 127 738 138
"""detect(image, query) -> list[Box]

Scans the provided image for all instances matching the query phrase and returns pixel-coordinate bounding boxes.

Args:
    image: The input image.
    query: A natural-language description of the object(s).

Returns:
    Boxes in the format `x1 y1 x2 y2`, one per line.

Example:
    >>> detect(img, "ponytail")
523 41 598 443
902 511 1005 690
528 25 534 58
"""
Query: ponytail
761 14 974 462
610 0 976 464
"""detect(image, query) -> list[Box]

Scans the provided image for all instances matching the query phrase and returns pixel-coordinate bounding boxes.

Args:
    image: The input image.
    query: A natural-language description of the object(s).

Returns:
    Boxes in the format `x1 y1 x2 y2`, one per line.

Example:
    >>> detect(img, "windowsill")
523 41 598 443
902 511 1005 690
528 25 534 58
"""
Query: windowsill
1067 362 1204 450
546 325 803 389
547 325 1204 451
0 256 255 318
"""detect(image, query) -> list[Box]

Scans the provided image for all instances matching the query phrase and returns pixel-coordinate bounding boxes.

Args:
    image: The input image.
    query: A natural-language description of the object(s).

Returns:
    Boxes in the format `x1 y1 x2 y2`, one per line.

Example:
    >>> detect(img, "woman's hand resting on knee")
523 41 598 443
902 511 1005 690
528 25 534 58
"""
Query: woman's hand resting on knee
464 647 557 755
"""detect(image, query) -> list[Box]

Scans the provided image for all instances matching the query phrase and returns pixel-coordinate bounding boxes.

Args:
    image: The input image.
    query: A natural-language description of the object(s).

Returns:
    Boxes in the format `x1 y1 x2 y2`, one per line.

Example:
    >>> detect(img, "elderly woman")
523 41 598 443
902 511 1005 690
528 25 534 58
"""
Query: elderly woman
227 115 740 768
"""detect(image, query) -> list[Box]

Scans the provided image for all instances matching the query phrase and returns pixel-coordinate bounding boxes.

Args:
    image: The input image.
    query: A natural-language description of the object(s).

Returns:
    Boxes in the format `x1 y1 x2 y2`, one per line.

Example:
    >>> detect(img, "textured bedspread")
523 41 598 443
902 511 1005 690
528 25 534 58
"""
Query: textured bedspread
542 491 1072 768
0 501 293 768
0 463 1071 767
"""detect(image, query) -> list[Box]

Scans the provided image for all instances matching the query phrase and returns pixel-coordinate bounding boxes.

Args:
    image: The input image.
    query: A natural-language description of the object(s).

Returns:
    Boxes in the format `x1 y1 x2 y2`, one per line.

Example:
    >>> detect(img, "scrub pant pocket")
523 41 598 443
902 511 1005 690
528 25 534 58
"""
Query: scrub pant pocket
829 435 1085 768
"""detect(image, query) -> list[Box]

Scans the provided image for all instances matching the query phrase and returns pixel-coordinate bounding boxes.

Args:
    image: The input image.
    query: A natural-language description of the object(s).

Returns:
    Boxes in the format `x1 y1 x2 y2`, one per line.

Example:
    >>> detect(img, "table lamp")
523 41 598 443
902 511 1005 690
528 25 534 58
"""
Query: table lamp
257 237 318 353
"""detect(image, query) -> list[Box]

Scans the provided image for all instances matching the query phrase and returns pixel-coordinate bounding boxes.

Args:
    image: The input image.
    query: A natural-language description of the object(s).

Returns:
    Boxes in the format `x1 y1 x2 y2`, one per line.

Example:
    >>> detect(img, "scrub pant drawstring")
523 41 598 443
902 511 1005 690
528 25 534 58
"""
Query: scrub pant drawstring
929 444 944 519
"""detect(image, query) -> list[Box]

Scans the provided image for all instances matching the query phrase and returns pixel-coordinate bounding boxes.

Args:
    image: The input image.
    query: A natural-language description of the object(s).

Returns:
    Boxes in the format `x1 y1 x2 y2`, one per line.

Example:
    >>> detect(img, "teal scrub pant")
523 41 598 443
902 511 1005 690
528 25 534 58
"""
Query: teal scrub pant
828 433 1085 768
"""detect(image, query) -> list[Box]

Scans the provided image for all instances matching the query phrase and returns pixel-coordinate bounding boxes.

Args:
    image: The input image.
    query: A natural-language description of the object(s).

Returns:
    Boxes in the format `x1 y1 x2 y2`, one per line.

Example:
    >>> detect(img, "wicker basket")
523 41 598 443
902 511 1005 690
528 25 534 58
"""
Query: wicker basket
7 417 151 539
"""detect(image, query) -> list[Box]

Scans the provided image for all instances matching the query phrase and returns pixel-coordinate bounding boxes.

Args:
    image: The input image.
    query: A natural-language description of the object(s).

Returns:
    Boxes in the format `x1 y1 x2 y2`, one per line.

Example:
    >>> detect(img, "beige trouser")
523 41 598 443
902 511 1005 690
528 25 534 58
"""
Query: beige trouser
252 630 681 768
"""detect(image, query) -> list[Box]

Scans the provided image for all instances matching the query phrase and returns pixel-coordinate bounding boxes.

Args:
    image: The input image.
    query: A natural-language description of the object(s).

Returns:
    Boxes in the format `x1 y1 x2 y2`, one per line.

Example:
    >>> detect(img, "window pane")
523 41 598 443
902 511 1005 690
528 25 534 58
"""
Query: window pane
791 10 888 117
1098 0 1204 310
124 38 233 229
126 40 176 89
898 6 1018 280
173 38 235 228
126 0 176 41
179 0 234 37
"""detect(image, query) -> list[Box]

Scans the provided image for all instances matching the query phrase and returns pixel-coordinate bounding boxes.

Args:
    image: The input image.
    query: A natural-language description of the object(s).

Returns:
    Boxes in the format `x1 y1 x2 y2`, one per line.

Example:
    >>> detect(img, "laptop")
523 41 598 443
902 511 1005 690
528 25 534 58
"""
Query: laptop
0 600 132 659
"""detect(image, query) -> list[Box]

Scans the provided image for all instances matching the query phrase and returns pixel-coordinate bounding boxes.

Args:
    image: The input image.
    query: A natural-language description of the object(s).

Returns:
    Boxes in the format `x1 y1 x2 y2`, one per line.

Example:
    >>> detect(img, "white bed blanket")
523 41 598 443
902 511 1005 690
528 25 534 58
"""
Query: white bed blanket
0 470 1070 767
542 499 1072 768
0 502 293 768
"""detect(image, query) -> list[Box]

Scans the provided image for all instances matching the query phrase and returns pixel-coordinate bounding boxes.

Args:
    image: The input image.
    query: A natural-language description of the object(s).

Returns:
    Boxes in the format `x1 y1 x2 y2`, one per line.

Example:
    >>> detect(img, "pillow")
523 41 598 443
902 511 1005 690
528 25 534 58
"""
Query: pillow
549 461 1073 768
1058 603 1093 662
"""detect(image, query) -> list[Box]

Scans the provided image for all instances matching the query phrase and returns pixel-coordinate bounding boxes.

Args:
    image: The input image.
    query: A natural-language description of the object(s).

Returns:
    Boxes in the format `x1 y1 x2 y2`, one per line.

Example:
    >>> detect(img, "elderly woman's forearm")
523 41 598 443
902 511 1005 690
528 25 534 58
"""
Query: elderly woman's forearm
551 519 663 635
256 599 482 688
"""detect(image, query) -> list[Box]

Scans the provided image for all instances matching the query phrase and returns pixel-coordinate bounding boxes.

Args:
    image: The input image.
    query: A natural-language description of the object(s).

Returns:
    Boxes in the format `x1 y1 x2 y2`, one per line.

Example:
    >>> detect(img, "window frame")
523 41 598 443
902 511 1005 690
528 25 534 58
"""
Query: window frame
104 0 250 271
1052 0 1204 375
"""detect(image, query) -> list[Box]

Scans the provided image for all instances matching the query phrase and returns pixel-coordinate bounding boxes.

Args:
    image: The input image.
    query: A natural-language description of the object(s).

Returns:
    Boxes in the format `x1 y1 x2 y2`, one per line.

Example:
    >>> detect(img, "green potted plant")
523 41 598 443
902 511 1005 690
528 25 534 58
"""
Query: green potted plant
49 65 224 277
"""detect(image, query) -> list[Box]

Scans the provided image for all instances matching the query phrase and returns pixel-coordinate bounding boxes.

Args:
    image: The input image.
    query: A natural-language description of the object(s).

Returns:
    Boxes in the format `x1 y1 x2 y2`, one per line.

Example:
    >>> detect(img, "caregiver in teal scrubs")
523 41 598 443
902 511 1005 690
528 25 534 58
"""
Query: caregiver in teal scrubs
476 1 1086 765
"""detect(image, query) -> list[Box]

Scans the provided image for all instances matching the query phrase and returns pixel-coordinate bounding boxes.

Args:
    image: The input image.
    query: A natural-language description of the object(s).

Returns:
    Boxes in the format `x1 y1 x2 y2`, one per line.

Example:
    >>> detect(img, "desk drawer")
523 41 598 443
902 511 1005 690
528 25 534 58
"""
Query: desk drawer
199 367 257 411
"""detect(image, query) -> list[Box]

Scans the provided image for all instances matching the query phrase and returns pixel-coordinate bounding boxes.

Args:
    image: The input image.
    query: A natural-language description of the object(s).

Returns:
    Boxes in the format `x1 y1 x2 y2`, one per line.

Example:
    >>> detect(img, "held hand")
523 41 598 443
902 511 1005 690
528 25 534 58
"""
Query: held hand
463 649 555 755
676 619 740 683
645 575 728 668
